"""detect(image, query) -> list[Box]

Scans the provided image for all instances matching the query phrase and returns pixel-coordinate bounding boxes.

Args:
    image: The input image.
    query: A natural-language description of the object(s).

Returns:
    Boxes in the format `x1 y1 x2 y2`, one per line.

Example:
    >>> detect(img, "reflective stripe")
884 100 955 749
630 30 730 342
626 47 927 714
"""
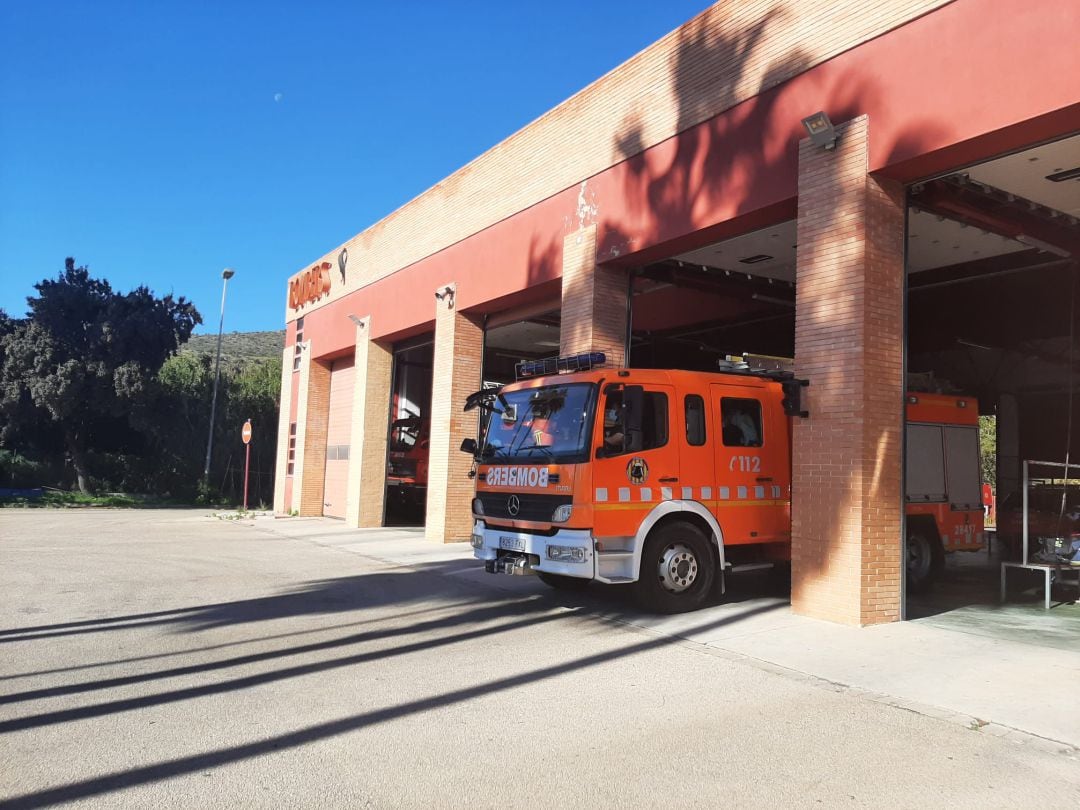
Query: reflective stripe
661 487 673 500
737 486 748 499
681 487 693 499
719 487 730 499
754 485 765 499
640 487 652 501
701 486 712 500
618 487 631 502
596 488 608 502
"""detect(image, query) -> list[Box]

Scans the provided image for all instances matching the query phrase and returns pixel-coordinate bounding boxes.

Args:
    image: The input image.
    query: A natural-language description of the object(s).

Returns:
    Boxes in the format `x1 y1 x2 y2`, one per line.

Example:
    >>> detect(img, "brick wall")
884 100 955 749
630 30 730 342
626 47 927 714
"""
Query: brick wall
299 358 332 517
344 317 394 527
273 343 293 514
284 0 949 322
425 284 484 542
560 225 629 366
791 116 905 626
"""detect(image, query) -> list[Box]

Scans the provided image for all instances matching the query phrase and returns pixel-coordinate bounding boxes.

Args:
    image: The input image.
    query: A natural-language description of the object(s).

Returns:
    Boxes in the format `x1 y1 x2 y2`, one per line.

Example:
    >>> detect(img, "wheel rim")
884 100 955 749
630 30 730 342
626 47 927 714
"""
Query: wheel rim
657 543 699 593
907 533 931 582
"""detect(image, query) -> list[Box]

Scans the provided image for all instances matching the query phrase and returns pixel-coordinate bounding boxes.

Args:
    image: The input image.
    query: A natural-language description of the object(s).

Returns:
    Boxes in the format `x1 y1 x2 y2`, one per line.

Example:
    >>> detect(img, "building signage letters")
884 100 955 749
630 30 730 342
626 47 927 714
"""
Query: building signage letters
289 261 332 309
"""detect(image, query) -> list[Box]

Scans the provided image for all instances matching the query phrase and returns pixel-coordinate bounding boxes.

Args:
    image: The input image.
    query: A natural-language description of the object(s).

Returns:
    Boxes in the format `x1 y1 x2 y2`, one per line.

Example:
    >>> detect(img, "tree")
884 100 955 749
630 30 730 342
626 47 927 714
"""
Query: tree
0 258 201 492
979 414 997 491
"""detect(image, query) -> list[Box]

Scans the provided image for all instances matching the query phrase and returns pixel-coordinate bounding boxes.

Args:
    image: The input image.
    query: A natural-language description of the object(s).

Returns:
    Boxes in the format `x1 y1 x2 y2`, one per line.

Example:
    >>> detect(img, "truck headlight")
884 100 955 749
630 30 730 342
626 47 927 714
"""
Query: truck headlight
546 544 585 563
470 533 484 549
472 497 484 516
552 504 572 523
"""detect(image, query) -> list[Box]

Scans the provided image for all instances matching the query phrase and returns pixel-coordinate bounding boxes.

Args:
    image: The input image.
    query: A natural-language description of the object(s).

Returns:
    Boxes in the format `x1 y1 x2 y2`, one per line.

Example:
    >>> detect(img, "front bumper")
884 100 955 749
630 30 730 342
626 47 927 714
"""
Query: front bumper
470 520 594 579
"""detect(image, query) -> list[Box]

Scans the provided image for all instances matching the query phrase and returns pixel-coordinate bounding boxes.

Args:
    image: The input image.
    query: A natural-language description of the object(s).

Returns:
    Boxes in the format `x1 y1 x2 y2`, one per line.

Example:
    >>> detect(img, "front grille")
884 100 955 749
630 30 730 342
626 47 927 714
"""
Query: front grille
477 492 571 522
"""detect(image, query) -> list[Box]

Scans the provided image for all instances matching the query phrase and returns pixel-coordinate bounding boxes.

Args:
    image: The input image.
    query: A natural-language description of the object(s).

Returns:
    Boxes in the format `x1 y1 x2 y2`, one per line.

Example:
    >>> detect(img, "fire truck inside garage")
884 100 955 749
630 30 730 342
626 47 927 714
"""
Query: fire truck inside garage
618 131 1079 620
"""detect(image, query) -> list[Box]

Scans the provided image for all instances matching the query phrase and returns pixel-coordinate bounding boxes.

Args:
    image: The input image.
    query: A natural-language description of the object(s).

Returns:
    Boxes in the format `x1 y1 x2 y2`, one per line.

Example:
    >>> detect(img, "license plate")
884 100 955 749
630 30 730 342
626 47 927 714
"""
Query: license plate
499 536 526 552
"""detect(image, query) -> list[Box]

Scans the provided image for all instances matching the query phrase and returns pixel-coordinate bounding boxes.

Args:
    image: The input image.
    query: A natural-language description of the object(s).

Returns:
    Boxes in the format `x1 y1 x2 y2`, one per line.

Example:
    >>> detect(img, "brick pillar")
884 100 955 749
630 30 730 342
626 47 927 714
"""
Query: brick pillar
272 342 294 514
344 316 393 528
425 283 483 542
791 115 905 626
298 355 332 517
289 342 311 514
560 224 628 366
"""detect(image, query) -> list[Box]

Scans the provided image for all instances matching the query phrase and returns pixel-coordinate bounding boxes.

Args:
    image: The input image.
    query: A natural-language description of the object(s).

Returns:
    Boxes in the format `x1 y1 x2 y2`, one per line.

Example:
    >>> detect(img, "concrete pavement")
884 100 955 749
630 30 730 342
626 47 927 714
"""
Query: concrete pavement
1 509 1078 808
255 512 1080 751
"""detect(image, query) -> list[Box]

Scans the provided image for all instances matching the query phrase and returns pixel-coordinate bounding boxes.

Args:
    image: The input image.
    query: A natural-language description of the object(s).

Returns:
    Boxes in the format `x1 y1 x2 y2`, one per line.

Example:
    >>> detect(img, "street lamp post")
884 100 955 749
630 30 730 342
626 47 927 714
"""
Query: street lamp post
203 267 235 481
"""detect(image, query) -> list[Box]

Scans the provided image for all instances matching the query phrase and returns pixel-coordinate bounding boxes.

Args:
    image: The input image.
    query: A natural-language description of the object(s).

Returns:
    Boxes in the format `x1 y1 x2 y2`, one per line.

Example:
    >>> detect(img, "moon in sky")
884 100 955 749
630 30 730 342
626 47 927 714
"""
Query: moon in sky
273 92 283 102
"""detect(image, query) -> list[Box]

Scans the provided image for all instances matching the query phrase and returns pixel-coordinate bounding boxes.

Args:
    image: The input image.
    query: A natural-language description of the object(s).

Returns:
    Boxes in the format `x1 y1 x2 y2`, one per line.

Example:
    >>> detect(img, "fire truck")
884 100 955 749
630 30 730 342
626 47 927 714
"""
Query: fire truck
461 353 985 613
386 415 429 511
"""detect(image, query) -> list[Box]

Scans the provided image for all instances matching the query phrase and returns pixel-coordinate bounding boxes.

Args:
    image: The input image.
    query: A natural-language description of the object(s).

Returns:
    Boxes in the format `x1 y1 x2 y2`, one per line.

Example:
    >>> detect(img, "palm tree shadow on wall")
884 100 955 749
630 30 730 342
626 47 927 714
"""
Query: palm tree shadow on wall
583 2 951 605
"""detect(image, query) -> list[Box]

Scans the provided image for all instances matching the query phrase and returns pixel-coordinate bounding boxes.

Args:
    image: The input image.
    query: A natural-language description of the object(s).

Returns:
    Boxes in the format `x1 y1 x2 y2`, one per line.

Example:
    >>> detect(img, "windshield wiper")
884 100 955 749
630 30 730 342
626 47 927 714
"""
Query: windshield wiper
517 444 554 458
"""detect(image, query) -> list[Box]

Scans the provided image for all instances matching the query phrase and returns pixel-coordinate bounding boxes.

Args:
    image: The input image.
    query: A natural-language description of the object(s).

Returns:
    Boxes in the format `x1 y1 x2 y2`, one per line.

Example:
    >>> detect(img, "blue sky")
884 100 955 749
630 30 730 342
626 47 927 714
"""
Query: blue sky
0 1 709 334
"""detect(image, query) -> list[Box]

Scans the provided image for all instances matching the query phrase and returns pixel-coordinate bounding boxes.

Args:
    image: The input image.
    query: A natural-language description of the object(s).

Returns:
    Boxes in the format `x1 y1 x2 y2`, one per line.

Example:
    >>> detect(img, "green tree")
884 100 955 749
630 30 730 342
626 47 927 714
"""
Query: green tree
979 414 996 491
133 352 281 502
0 259 200 492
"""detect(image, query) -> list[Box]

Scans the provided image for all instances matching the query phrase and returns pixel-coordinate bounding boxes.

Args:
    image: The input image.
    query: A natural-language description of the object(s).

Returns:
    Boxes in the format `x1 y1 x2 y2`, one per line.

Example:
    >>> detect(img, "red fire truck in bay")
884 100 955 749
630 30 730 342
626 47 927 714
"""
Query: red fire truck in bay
461 352 984 613
386 415 429 511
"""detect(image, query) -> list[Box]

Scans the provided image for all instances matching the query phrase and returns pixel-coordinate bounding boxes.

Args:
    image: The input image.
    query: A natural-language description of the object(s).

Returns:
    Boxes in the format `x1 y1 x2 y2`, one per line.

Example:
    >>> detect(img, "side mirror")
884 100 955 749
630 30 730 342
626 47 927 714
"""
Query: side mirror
623 385 644 453
460 438 478 455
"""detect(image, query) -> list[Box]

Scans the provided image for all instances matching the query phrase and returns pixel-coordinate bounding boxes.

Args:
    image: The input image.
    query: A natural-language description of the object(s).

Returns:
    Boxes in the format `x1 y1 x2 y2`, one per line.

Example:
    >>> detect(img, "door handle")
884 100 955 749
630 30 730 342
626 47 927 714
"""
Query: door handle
659 476 679 483
756 476 773 483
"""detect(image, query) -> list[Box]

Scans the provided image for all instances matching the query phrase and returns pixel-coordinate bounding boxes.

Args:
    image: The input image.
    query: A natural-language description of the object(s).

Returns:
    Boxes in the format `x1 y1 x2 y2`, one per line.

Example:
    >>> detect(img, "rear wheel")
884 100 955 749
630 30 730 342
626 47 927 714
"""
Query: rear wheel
633 520 716 613
537 572 590 591
906 525 944 592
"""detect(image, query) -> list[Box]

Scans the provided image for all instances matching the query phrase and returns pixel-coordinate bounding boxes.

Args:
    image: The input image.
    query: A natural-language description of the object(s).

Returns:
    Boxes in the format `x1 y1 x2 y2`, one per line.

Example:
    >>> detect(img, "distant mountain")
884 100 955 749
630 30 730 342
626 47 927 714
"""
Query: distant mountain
183 330 285 360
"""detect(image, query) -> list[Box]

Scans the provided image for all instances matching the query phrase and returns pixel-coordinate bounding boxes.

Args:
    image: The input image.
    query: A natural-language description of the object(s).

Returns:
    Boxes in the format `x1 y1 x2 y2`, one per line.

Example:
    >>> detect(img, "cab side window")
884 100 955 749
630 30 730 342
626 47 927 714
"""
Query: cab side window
642 392 668 450
685 394 706 446
721 398 763 447
602 390 668 455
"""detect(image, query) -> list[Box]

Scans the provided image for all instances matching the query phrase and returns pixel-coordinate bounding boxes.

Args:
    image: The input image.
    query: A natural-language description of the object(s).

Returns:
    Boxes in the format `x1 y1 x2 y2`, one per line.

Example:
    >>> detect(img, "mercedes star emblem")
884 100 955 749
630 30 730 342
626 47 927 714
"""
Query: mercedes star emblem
507 494 521 517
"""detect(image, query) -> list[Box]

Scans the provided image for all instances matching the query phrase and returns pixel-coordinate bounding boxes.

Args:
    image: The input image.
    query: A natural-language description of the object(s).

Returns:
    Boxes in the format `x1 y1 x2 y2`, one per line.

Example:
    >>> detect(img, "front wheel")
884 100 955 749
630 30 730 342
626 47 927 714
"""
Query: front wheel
633 520 716 613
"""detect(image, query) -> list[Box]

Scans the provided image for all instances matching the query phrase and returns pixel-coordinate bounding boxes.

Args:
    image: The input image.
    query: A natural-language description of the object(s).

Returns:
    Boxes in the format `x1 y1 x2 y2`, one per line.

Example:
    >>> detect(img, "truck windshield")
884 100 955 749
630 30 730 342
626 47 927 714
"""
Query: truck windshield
481 383 594 463
389 417 422 451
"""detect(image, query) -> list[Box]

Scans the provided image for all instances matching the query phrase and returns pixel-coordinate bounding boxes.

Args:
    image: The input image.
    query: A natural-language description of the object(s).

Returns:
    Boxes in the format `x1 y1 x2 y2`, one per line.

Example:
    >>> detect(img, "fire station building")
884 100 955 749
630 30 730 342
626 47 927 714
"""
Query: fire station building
274 0 1080 625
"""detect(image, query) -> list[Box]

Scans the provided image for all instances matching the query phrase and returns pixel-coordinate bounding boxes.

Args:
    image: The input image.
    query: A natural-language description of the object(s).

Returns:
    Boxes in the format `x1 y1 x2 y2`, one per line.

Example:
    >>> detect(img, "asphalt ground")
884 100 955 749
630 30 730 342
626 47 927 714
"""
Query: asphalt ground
2 509 1078 809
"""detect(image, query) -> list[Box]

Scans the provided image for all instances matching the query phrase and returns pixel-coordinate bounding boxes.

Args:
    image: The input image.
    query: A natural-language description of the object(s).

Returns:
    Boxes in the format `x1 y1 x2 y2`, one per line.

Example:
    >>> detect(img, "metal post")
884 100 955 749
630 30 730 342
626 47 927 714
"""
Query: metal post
1022 459 1029 564
243 440 251 511
203 268 235 480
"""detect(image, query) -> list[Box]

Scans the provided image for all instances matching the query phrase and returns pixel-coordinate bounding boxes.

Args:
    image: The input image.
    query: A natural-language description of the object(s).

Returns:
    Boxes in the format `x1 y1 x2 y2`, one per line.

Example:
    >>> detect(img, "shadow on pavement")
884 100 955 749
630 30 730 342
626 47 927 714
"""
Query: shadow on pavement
0 581 781 809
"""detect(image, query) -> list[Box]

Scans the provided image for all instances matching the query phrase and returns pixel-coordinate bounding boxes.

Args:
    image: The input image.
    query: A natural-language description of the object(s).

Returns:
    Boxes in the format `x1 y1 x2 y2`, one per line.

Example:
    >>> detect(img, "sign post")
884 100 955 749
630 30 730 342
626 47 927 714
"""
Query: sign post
241 419 253 511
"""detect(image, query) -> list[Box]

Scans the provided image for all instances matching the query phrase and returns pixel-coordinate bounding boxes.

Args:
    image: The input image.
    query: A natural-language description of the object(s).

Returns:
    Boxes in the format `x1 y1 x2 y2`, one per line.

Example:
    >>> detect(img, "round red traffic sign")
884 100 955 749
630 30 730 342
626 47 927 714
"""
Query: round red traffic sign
242 420 253 445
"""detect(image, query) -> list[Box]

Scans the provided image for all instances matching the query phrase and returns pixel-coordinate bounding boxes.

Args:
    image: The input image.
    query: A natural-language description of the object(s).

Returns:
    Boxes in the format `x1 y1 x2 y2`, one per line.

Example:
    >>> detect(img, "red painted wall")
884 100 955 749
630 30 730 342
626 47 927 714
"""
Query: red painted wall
293 0 1079 359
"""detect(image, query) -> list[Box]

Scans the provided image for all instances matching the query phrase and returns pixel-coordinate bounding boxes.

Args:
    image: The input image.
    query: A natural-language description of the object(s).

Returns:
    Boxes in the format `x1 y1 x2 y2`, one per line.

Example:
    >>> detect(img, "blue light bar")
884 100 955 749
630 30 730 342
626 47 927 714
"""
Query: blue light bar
515 352 606 380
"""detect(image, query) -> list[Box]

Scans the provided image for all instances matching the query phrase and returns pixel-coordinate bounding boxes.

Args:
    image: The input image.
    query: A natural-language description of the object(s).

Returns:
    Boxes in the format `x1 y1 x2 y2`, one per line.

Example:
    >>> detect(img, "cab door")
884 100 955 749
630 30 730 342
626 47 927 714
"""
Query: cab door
678 389 716 507
591 382 676 539
709 383 791 545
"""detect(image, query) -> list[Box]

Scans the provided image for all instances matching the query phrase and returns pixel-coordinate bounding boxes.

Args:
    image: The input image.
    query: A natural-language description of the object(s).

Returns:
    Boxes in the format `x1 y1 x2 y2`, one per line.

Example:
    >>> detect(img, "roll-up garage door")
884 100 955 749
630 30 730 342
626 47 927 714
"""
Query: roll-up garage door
323 356 355 518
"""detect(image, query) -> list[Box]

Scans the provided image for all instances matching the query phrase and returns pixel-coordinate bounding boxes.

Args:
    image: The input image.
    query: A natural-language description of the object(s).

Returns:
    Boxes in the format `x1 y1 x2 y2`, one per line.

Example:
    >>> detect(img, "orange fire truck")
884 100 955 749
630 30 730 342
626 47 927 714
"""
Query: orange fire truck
462 352 984 613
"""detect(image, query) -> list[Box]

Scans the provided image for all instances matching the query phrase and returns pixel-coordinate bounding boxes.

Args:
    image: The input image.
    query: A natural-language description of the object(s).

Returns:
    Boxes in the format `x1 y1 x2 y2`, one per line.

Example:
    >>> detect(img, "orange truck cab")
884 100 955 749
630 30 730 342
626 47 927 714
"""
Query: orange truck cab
462 353 983 612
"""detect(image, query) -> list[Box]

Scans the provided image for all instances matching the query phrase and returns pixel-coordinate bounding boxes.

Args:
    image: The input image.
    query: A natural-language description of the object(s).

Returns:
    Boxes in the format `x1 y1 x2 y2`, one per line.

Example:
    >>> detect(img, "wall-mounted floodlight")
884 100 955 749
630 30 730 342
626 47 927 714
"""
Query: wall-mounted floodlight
802 111 838 150
347 314 366 327
434 286 456 309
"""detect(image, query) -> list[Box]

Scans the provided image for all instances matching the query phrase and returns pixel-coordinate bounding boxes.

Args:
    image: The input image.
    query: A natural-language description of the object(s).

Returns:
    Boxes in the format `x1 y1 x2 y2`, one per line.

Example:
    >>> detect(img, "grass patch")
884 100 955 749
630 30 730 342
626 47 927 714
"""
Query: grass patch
3 490 160 508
